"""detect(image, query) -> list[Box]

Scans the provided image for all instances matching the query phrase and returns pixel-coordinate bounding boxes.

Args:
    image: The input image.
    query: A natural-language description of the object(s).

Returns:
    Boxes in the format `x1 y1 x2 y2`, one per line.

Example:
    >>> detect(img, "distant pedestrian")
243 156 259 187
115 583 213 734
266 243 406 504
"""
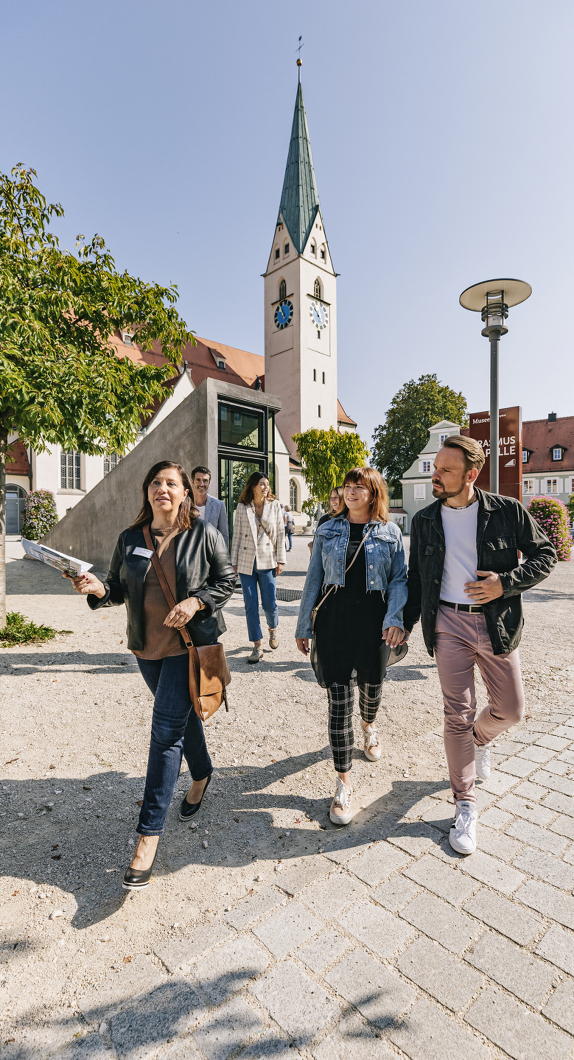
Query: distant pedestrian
308 487 343 552
190 465 229 548
68 460 235 890
284 505 295 551
296 468 407 825
403 435 556 854
230 472 286 663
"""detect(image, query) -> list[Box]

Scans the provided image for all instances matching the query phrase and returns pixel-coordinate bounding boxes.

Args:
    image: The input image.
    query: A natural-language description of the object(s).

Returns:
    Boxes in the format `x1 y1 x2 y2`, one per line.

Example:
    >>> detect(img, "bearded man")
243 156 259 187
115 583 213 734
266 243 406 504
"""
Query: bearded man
403 434 556 854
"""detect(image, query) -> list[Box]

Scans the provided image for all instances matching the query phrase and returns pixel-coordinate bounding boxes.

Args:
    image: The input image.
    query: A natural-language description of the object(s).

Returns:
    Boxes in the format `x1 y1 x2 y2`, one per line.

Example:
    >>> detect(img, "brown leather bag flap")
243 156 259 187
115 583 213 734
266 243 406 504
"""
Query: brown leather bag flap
196 644 231 694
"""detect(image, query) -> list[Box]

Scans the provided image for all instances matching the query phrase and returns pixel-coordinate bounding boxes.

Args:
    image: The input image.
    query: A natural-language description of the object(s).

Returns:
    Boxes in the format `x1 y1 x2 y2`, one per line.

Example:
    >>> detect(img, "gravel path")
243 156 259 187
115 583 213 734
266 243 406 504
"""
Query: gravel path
1 535 573 1059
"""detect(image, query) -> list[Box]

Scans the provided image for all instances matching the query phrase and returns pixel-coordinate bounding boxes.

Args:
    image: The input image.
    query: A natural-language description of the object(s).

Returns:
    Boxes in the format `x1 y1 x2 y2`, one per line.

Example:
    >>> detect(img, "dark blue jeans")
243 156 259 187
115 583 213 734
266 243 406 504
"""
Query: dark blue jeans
286 529 293 551
239 564 279 642
136 654 212 835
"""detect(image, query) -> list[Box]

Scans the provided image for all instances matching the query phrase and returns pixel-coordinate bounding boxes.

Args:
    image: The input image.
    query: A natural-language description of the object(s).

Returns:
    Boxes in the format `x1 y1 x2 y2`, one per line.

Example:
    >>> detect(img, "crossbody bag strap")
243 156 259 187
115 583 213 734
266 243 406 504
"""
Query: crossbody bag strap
312 524 374 621
142 524 194 651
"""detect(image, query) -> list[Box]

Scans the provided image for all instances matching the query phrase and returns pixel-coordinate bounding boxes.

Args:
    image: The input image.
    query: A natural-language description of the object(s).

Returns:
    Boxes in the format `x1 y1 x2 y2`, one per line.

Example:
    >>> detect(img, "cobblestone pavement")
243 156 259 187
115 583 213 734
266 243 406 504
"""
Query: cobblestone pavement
1 537 574 1059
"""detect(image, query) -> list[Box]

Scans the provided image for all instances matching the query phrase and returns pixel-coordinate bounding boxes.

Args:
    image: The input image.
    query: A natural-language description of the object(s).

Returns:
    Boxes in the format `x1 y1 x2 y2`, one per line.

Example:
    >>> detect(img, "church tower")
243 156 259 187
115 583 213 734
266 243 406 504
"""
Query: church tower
264 69 338 458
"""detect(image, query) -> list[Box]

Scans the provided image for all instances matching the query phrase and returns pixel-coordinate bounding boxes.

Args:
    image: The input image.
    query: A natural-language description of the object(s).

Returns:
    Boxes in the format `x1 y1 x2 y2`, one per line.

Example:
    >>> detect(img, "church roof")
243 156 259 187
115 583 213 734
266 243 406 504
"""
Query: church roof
278 82 321 254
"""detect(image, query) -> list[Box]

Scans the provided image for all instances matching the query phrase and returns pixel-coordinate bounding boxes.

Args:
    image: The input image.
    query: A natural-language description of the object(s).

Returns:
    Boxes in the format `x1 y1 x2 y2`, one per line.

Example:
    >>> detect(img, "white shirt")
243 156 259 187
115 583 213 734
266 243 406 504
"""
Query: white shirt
195 504 206 520
440 501 479 605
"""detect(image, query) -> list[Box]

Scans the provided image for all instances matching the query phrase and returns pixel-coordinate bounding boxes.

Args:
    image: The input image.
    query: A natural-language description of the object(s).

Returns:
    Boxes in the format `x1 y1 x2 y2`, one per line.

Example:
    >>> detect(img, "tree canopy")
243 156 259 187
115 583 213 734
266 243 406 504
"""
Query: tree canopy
0 164 195 624
371 373 468 494
292 427 370 508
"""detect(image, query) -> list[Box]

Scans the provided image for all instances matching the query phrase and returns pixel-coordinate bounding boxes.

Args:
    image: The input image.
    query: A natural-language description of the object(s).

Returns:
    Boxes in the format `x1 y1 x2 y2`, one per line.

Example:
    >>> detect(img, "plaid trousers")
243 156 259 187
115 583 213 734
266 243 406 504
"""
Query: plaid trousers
327 682 383 774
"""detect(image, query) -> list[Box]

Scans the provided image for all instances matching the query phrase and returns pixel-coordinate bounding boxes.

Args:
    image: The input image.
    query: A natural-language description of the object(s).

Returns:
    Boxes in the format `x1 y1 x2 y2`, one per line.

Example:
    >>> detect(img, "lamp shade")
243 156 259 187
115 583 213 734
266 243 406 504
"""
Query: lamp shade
459 279 532 311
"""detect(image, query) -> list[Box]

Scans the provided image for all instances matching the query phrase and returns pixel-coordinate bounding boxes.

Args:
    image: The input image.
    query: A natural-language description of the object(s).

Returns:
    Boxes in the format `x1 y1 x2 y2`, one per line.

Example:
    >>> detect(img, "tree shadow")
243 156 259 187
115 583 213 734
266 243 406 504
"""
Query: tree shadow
0 651 137 676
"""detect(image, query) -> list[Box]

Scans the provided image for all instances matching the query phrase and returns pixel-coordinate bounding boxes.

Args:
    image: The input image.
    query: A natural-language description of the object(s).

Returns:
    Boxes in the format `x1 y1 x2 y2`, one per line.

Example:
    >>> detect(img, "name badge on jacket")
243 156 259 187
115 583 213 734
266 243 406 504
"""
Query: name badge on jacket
132 547 154 559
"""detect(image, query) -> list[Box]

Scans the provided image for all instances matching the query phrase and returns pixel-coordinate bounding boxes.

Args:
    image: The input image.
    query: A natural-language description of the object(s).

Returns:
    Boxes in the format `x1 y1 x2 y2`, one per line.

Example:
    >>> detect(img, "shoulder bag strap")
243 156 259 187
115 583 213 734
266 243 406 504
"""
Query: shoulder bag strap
311 524 374 625
142 524 194 651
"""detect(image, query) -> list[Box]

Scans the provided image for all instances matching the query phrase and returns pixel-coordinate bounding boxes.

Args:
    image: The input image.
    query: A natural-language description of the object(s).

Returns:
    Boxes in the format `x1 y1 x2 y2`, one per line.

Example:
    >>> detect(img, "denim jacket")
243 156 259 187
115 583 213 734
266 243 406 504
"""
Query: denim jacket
295 516 408 640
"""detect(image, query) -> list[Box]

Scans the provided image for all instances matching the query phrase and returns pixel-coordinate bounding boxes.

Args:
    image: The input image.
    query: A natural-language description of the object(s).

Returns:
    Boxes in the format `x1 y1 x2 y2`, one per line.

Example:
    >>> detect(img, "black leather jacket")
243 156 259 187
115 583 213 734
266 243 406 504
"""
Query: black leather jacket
88 521 236 651
404 488 557 657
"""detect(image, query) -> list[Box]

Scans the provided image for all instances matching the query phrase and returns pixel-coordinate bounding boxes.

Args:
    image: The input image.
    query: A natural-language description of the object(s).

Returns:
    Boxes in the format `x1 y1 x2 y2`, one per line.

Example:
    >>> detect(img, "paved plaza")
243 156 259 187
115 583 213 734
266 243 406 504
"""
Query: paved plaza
1 536 574 1059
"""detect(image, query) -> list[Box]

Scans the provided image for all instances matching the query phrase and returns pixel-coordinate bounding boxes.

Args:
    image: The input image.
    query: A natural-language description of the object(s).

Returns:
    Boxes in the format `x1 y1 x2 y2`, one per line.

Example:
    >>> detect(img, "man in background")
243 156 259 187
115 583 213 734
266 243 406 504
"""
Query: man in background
190 466 229 548
284 504 295 552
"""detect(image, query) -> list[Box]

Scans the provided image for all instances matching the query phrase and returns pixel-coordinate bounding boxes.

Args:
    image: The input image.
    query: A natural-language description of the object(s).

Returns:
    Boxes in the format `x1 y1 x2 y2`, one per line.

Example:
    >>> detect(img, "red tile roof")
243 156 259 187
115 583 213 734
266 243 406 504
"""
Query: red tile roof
337 399 357 427
522 416 574 473
6 439 30 476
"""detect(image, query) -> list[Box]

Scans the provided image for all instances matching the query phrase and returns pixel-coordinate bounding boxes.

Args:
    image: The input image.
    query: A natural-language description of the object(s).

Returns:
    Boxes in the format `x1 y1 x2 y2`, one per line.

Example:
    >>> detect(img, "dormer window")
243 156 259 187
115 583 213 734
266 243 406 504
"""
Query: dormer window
522 449 530 463
284 242 290 256
121 330 134 346
314 278 322 299
552 447 564 461
279 278 287 300
275 247 280 261
208 347 226 371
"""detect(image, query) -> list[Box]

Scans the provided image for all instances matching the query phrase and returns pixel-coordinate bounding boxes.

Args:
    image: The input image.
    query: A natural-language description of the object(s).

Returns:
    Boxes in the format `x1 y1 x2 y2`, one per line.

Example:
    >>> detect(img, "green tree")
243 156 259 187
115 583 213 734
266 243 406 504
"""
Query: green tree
372 373 468 494
0 165 195 625
292 427 370 509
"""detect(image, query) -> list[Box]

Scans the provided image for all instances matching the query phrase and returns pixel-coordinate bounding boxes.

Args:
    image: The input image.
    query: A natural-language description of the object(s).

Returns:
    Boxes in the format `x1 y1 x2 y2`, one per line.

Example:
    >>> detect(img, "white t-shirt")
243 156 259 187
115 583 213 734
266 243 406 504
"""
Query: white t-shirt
195 505 206 520
439 501 479 605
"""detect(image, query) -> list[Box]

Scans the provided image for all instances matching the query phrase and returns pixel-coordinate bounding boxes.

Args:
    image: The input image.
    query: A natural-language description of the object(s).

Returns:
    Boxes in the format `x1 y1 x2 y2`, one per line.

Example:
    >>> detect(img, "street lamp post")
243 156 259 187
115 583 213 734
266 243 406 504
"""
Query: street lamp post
459 279 532 494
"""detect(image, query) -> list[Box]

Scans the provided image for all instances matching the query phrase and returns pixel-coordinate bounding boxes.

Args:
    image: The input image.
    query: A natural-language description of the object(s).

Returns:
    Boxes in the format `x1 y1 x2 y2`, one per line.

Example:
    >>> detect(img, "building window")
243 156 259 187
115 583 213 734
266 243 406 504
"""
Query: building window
289 478 298 511
318 405 321 418
322 371 325 384
121 330 134 346
310 242 316 256
104 453 121 476
275 247 280 261
320 246 326 260
278 278 287 300
439 433 449 446
546 478 558 494
284 242 290 256
61 451 81 490
418 460 431 474
523 479 535 495
314 277 322 299
313 369 316 381
522 450 529 463
414 484 426 501
552 447 563 461
316 330 321 340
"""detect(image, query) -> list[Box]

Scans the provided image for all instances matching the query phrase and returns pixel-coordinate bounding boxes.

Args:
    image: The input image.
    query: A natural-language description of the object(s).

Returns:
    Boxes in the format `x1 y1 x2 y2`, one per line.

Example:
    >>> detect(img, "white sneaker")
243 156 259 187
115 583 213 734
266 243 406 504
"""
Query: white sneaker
363 724 382 762
475 741 491 780
449 800 477 854
329 778 353 826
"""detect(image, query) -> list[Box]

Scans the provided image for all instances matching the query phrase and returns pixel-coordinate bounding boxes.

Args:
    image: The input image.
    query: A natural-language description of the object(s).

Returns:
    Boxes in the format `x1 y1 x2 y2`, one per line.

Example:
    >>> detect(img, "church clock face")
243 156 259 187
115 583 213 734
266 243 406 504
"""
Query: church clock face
274 299 293 330
309 300 328 330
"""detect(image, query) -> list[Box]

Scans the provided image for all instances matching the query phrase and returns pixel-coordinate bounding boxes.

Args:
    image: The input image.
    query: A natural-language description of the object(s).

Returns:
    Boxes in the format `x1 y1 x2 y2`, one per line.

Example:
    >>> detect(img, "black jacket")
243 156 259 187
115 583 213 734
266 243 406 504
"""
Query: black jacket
88 521 236 651
403 488 557 657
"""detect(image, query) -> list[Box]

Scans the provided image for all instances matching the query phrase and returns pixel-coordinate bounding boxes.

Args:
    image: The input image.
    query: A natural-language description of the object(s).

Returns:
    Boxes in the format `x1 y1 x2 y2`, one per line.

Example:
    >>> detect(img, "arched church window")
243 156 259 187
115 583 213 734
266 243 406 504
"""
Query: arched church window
275 247 280 261
284 241 290 255
320 245 326 261
310 241 316 256
314 278 322 299
289 478 298 511
279 278 287 301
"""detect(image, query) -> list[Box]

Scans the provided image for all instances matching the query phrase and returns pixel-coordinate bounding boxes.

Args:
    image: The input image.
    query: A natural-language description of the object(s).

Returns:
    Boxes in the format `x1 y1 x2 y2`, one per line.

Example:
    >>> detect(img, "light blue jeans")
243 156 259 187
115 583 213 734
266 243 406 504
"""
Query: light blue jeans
239 563 279 641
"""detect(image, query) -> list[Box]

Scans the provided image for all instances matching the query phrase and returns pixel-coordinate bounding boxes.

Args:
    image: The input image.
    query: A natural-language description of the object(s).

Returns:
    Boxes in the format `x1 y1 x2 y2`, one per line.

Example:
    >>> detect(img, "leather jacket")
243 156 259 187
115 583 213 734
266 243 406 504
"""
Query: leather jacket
88 521 236 651
403 488 557 657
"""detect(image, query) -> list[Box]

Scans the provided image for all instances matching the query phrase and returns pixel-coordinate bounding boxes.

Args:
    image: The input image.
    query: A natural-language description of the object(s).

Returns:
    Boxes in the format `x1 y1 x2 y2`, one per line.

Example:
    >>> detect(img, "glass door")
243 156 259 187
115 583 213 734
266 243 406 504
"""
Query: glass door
219 457 266 541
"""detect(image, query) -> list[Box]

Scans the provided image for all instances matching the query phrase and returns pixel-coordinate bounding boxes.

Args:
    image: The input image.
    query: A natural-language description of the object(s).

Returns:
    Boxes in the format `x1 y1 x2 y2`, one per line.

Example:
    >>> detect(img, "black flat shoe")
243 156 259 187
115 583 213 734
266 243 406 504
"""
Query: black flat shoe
122 851 157 891
179 773 212 821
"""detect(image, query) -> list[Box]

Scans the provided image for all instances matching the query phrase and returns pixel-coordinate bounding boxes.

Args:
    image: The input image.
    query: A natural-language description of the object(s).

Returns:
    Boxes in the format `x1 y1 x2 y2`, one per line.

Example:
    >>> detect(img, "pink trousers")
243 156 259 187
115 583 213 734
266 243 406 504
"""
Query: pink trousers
434 604 525 803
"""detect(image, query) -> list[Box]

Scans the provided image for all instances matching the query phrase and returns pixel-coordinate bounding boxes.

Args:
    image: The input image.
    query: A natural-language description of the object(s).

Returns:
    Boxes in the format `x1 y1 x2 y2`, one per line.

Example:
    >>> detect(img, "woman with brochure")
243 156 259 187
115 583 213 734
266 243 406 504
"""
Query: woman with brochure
69 460 235 890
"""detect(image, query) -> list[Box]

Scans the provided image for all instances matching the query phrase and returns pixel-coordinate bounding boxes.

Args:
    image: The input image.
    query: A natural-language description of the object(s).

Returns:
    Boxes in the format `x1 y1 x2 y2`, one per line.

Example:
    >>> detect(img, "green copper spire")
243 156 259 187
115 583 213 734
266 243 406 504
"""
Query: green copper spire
278 82 320 254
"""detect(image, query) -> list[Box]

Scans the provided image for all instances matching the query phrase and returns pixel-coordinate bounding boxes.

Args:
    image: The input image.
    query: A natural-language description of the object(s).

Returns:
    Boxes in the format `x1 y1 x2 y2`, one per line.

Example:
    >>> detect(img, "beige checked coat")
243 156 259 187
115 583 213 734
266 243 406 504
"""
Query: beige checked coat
230 499 286 575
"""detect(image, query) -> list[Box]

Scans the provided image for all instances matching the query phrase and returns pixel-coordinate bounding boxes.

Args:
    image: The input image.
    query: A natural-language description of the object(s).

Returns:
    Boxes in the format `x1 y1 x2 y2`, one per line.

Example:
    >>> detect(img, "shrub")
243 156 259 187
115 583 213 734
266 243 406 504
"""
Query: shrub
0 611 57 645
21 489 58 540
528 496 572 562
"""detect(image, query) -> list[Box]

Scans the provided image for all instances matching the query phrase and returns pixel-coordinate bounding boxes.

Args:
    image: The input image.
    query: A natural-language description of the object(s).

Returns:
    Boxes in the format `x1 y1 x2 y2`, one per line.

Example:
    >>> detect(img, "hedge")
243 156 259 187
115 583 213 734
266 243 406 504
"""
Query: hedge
528 496 572 562
21 489 58 541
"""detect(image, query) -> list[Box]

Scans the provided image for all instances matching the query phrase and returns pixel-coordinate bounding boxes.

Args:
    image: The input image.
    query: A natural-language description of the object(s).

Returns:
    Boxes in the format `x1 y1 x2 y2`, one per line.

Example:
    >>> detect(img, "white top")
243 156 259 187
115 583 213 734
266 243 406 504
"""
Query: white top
195 505 206 520
440 501 479 605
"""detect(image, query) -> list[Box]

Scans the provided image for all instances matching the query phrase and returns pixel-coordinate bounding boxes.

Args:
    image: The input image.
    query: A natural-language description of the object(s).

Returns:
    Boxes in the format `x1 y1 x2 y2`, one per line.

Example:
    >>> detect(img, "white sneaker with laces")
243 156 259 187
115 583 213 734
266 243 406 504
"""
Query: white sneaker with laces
363 724 382 762
475 741 491 780
329 778 353 826
449 800 477 854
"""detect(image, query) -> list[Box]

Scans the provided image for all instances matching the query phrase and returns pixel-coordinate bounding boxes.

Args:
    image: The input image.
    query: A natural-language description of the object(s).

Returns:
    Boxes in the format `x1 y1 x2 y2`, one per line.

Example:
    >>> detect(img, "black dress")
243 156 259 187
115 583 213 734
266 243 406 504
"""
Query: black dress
311 523 389 687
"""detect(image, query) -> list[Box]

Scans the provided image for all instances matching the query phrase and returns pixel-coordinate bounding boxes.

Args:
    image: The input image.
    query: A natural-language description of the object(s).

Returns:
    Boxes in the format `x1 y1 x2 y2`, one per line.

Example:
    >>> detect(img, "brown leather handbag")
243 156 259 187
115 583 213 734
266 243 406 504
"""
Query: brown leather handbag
143 524 231 722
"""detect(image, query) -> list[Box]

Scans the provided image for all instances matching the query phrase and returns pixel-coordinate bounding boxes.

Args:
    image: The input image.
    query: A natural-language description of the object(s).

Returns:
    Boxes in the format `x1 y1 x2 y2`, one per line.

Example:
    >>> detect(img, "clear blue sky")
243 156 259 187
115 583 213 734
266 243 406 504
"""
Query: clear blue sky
3 1 573 444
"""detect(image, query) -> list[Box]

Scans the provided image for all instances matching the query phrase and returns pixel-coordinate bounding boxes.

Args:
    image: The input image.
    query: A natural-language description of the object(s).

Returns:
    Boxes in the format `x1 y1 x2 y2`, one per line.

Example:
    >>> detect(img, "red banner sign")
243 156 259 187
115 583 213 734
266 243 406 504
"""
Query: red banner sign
467 406 522 500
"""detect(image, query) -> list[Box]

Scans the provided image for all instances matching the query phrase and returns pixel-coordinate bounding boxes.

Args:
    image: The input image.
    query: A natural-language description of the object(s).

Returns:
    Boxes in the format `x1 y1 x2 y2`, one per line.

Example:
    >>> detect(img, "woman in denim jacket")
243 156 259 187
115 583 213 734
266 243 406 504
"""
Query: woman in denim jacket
296 467 407 825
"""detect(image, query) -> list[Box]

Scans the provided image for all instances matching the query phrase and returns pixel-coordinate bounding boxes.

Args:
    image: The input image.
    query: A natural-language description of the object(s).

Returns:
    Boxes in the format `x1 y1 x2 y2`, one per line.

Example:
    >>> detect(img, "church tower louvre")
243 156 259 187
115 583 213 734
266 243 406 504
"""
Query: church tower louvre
264 70 338 459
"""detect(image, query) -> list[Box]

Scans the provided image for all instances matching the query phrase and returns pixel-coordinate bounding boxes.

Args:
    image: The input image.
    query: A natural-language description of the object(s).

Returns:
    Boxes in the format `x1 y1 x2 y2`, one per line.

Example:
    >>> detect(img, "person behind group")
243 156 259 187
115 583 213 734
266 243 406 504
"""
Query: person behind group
69 460 235 890
190 465 229 548
296 467 407 825
230 471 286 664
284 504 295 552
403 435 556 854
308 487 343 553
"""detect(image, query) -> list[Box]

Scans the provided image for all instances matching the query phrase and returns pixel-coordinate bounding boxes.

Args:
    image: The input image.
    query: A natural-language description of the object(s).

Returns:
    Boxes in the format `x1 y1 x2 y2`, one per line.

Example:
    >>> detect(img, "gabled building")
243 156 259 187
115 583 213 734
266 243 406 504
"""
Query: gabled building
521 413 574 510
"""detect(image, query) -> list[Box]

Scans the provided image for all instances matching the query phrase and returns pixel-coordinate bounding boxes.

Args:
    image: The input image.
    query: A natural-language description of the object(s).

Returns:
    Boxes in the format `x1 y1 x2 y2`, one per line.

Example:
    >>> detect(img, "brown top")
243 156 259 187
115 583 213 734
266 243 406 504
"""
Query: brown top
132 525 188 661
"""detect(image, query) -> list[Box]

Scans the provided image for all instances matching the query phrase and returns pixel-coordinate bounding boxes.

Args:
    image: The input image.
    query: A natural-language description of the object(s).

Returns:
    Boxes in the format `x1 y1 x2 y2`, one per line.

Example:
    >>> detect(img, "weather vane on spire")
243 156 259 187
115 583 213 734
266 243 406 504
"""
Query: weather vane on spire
296 35 303 80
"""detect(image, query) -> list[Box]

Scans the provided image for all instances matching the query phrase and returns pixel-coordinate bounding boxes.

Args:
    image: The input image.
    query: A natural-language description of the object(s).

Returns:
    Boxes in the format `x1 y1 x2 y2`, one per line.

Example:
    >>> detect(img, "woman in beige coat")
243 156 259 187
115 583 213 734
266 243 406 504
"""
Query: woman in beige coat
230 472 286 663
